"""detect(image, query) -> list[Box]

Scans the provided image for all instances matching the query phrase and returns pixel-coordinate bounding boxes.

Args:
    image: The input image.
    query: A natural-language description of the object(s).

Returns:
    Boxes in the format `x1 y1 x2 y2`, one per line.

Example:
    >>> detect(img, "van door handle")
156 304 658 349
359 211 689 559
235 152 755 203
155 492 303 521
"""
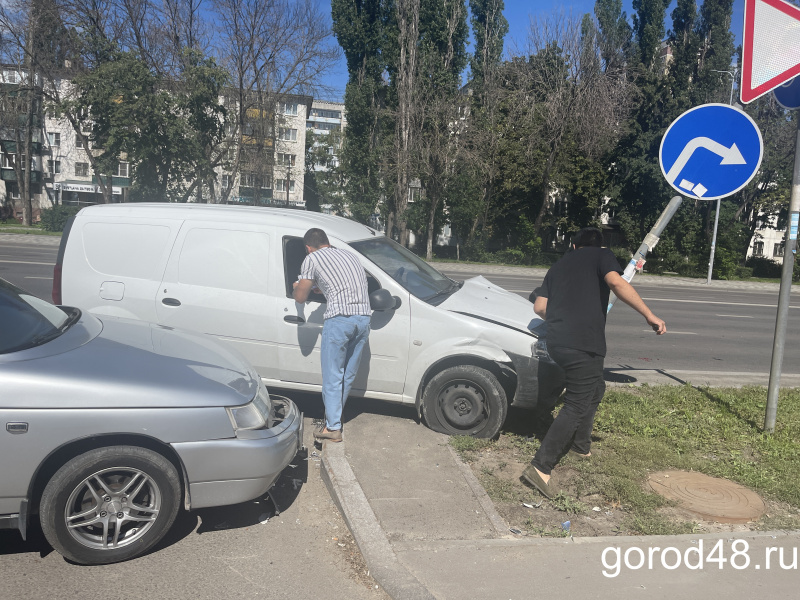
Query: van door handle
162 298 181 307
284 315 305 324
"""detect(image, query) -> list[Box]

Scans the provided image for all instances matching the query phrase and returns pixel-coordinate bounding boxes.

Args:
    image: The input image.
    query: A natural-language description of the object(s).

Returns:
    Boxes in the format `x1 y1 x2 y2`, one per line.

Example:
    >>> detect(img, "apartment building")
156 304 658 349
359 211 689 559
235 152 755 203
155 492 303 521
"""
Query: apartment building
1 65 313 214
221 96 312 208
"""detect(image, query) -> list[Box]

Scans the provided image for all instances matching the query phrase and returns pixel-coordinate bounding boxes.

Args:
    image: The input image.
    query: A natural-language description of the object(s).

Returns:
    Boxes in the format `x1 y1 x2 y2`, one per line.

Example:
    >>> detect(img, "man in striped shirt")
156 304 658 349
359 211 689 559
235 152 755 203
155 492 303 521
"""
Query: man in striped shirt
293 228 372 443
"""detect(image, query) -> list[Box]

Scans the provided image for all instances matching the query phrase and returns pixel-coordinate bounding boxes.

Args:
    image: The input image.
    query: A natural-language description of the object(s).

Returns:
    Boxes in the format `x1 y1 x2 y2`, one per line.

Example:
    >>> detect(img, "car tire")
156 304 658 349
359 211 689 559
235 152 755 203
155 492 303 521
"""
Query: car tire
422 365 507 439
40 446 181 565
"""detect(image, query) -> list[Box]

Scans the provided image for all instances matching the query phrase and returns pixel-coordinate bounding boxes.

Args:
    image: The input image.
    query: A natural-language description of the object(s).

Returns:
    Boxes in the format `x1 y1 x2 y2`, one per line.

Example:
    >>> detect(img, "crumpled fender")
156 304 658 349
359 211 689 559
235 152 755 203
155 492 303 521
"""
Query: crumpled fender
404 336 511 406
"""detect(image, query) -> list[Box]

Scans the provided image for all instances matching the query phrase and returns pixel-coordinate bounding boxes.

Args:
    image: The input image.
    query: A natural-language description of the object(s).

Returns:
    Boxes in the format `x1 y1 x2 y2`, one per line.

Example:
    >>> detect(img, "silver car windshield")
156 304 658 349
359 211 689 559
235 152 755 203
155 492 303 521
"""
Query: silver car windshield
350 237 459 304
0 278 76 353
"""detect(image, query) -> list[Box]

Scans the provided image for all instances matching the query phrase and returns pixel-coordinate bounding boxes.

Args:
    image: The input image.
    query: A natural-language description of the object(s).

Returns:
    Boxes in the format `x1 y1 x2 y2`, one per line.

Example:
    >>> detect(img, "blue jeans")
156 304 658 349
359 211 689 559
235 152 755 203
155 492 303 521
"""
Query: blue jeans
532 346 605 475
320 315 371 431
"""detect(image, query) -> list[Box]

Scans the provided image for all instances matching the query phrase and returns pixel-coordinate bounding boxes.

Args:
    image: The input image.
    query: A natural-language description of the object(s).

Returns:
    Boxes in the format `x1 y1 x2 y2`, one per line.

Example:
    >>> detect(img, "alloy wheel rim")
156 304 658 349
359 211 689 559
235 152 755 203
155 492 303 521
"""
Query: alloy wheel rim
64 466 161 550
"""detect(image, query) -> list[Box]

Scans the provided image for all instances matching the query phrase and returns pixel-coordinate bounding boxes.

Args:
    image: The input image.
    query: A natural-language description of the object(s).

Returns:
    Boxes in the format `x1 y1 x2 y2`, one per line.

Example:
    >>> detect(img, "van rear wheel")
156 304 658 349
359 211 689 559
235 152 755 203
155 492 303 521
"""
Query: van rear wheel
422 365 507 439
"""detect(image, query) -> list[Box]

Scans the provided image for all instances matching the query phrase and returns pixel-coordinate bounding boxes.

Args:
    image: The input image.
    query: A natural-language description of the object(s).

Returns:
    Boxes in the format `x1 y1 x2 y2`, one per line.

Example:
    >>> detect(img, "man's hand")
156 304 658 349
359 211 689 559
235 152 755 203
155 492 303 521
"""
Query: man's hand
647 315 667 335
293 278 314 303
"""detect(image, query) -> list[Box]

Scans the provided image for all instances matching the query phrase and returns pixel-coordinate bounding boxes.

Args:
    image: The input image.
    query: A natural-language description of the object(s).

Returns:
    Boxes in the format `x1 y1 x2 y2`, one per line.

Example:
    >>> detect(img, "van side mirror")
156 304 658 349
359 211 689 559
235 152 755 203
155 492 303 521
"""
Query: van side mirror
369 288 398 311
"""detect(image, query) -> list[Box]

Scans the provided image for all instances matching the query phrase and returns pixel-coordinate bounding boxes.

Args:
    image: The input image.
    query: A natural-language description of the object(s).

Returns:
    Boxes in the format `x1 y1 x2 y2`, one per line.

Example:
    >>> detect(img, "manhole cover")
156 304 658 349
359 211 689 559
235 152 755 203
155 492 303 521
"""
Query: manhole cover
648 470 766 523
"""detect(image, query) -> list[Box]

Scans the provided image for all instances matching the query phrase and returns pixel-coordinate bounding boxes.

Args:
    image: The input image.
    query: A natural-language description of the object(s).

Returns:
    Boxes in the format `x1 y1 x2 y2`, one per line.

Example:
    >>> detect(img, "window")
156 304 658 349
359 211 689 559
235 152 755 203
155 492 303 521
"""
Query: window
76 136 85 149
115 162 129 177
774 243 785 258
275 179 295 192
1 154 14 168
262 176 272 189
316 122 340 132
48 132 60 147
753 241 764 257
242 173 256 187
221 174 231 190
311 108 341 119
47 160 61 174
278 128 297 141
75 162 89 177
277 153 296 167
281 102 298 115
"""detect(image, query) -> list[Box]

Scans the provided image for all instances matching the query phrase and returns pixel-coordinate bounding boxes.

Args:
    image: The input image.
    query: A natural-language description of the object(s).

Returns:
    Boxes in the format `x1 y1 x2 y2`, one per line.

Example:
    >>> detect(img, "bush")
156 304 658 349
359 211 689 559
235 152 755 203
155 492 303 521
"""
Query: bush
610 246 632 270
40 205 81 232
746 256 782 279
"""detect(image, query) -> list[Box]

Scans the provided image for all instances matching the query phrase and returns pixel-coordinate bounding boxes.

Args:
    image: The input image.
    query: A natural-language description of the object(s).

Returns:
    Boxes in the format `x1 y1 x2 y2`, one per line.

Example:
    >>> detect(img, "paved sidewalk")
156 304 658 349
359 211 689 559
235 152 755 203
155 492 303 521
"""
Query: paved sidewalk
321 404 800 600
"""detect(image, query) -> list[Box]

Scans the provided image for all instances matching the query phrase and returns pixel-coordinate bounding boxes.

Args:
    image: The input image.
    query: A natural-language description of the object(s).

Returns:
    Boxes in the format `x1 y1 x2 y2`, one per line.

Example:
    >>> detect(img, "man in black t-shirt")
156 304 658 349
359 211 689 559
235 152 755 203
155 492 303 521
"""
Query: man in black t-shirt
522 228 666 499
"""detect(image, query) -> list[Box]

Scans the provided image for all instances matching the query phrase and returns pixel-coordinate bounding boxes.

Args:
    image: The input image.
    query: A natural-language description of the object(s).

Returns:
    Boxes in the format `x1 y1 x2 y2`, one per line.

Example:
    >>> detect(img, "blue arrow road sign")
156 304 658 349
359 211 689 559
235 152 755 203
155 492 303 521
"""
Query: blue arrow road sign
774 77 800 110
659 103 764 200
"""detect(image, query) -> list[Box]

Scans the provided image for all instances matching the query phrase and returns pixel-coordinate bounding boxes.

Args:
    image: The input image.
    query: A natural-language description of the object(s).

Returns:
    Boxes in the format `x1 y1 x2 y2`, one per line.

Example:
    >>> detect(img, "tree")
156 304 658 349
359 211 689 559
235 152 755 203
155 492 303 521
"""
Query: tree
458 0 508 255
512 12 634 241
332 0 390 224
304 128 346 213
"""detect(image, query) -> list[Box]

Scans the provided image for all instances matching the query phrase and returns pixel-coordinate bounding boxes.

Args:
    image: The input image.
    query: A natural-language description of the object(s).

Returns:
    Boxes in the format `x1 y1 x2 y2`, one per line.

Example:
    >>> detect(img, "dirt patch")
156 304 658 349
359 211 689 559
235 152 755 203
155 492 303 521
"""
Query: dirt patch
458 435 800 538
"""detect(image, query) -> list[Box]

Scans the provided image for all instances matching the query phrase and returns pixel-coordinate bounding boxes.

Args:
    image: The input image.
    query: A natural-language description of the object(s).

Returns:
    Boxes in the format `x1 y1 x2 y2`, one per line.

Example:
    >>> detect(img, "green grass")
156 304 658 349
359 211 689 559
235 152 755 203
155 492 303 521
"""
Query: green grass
451 385 800 535
0 223 61 236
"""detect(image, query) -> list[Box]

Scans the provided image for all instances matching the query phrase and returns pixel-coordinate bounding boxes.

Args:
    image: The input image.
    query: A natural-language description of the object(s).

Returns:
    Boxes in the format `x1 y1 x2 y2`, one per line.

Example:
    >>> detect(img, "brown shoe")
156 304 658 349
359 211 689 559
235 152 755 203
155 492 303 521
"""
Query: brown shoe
314 428 342 442
521 464 554 499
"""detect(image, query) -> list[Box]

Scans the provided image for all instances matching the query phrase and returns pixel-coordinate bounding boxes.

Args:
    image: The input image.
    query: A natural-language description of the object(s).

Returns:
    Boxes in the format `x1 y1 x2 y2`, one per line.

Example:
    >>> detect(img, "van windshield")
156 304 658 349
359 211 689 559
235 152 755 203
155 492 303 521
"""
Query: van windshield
0 278 78 354
350 237 459 304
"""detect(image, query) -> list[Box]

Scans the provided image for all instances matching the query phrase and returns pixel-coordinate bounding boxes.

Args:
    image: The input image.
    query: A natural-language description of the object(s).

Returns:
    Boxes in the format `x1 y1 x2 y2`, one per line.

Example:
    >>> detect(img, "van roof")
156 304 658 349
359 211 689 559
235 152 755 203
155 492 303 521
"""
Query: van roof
77 203 381 242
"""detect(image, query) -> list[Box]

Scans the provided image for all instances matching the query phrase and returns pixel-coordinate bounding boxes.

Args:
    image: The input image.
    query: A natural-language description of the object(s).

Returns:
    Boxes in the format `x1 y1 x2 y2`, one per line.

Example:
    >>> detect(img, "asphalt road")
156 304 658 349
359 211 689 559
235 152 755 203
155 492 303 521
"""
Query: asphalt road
435 267 800 377
2 235 799 375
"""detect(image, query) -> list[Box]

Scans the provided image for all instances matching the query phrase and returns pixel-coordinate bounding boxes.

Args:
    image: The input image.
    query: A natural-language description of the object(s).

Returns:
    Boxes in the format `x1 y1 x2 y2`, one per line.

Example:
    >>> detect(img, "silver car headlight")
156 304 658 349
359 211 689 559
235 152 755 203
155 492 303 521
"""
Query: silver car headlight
227 381 273 431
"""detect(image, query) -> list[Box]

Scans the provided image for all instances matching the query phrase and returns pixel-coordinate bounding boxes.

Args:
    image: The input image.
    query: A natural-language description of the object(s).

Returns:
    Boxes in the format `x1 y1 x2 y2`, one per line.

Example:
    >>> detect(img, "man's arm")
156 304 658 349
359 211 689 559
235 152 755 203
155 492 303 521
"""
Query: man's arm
293 279 314 304
604 271 666 334
533 296 548 319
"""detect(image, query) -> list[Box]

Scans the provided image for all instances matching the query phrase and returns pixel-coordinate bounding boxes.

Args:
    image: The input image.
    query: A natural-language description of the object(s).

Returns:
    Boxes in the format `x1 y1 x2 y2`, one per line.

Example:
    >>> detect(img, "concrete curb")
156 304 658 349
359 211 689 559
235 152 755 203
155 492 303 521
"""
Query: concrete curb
446 445 510 538
320 440 436 600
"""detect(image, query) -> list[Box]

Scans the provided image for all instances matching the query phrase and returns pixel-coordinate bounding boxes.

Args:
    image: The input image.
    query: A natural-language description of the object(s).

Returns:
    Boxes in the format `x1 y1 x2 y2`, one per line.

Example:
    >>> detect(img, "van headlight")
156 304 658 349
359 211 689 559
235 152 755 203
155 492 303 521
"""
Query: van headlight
227 382 273 431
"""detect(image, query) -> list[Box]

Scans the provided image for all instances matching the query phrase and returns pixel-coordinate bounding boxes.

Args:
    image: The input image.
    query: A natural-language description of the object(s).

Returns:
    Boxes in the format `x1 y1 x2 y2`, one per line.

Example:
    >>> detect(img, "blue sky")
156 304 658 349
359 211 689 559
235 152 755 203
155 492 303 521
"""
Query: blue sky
319 0 746 100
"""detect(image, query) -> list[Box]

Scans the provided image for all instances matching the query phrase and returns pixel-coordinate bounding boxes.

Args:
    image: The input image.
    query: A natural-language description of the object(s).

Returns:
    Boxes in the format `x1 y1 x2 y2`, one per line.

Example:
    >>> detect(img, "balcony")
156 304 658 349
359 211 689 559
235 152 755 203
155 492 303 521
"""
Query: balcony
0 168 42 183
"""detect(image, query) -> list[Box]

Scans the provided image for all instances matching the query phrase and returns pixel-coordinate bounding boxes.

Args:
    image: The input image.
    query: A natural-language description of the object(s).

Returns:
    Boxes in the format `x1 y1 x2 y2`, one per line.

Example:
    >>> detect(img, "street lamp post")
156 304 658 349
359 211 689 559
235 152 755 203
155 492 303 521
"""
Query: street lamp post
705 68 740 285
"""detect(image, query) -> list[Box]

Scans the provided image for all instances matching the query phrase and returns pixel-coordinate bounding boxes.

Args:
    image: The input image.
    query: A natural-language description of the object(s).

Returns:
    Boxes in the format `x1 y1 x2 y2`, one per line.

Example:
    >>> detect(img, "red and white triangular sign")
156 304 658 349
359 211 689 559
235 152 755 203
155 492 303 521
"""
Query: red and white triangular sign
741 0 800 104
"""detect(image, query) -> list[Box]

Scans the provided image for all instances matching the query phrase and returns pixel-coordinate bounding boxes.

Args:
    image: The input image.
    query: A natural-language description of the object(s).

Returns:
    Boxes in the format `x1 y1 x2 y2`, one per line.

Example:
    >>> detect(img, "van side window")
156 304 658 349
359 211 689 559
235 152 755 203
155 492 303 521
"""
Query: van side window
283 236 325 302
179 229 269 293
282 236 380 301
83 223 171 279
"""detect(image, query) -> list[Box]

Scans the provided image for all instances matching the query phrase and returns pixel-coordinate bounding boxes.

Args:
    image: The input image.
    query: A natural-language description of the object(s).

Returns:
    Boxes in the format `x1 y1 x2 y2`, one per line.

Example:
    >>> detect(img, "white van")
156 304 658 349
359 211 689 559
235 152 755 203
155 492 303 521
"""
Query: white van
55 204 563 438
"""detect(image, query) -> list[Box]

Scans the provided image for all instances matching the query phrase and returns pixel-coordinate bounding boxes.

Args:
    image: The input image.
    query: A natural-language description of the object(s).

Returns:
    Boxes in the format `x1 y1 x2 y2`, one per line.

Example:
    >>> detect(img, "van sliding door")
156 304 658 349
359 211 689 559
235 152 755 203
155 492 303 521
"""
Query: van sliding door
155 222 278 377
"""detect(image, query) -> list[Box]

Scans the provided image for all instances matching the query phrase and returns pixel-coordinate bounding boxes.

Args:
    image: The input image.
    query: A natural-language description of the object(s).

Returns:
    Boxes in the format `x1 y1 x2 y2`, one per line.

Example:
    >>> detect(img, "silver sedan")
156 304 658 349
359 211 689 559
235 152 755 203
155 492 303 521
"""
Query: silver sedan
0 277 302 565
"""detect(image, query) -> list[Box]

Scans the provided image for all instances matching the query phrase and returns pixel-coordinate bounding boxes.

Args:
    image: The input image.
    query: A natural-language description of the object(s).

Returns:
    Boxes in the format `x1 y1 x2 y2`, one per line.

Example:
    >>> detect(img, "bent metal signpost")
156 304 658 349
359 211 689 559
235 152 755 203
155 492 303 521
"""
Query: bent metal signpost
740 0 800 432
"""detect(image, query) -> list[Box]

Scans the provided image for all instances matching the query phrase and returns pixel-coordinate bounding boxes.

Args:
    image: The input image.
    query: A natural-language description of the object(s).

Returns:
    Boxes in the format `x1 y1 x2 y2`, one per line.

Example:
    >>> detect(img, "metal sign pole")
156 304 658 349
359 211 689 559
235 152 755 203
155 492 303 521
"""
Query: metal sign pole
608 196 683 312
765 117 800 432
707 198 721 284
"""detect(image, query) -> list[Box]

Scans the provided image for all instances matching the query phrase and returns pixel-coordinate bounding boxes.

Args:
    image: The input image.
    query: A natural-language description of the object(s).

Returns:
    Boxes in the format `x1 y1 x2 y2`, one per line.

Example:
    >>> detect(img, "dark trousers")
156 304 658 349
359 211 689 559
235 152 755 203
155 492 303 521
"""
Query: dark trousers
532 346 605 475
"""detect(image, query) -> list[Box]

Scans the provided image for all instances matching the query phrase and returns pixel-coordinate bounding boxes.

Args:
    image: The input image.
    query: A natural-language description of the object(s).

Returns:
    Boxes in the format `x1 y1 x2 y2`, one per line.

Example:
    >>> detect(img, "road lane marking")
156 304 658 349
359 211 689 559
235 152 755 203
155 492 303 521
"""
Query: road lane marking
24 276 53 280
716 314 753 318
641 297 799 309
642 330 697 334
0 259 53 266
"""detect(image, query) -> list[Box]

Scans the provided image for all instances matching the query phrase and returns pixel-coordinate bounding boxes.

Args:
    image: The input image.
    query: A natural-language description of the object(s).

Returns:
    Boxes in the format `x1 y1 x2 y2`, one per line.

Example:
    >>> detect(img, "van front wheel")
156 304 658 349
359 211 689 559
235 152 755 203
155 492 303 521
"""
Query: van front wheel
422 365 507 439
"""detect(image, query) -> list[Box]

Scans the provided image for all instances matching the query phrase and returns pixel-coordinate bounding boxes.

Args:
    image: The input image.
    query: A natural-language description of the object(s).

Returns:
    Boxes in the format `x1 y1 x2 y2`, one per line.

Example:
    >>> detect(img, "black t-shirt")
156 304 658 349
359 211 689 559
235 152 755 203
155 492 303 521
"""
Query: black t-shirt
539 246 622 356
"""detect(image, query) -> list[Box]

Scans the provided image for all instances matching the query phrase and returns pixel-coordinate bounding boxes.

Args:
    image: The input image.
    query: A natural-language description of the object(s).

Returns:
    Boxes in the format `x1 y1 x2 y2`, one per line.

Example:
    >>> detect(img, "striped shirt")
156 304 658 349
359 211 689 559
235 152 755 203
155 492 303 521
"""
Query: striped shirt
300 246 371 319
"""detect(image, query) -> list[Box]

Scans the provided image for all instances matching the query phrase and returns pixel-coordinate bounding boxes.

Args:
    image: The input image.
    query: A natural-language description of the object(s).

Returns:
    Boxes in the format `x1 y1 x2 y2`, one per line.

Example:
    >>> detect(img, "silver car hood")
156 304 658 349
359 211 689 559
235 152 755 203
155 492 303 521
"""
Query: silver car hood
1 313 259 409
438 276 543 335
